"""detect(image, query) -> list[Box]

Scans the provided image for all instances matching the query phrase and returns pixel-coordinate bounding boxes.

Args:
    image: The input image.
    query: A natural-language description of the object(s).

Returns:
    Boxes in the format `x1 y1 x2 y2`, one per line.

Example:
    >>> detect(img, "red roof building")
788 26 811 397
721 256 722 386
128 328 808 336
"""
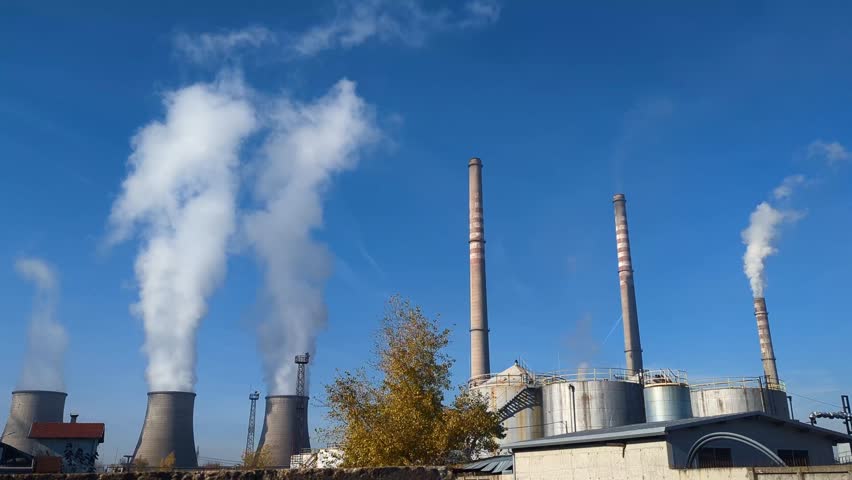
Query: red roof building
29 422 105 443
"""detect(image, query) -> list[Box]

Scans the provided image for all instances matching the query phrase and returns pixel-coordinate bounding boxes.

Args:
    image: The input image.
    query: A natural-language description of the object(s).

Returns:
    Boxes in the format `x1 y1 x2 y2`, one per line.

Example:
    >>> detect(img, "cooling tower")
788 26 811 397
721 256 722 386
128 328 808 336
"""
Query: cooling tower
469 157 491 384
256 395 310 468
132 391 198 468
1 390 66 455
612 194 644 375
754 297 780 387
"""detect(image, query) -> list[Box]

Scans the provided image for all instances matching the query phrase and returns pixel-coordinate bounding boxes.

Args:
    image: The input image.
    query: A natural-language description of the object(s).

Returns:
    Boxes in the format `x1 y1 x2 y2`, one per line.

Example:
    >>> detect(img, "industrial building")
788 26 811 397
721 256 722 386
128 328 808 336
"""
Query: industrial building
464 158 850 473
0 391 104 473
28 415 105 473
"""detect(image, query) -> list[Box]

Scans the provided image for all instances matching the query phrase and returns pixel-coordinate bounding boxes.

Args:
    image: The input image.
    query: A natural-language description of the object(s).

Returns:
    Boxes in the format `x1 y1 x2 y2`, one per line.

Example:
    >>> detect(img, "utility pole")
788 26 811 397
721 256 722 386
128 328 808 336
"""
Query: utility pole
245 390 260 456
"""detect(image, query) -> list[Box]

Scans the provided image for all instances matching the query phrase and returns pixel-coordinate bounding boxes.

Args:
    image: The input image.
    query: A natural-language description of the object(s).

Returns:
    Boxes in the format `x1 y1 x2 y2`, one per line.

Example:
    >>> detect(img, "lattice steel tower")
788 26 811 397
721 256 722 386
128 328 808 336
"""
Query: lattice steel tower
295 353 310 397
245 390 260 455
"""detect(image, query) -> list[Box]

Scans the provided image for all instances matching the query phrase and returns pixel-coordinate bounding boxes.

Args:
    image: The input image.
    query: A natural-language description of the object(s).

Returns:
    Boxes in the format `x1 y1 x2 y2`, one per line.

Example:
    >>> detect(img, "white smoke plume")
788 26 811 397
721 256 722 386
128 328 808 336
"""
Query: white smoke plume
108 74 257 392
15 257 67 391
741 178 804 298
244 79 379 394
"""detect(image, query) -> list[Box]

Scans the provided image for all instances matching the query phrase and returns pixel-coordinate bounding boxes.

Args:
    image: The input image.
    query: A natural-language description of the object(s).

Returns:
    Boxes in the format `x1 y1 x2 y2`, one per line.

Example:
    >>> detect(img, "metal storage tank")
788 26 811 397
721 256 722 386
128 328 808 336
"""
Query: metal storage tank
690 378 790 419
132 391 198 468
1 390 66 456
470 363 543 444
643 370 692 422
540 368 645 437
256 395 310 467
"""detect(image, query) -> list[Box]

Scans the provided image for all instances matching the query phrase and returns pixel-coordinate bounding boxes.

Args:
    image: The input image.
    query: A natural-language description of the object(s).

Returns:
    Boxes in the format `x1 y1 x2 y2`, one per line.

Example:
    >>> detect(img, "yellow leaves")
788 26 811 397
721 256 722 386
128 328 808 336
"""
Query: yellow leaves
323 295 505 467
240 446 272 468
158 451 176 470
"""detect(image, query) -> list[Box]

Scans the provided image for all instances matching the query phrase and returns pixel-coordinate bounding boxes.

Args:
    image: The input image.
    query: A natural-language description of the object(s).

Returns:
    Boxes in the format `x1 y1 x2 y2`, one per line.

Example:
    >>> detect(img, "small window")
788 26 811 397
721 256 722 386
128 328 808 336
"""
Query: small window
697 447 733 468
778 449 810 466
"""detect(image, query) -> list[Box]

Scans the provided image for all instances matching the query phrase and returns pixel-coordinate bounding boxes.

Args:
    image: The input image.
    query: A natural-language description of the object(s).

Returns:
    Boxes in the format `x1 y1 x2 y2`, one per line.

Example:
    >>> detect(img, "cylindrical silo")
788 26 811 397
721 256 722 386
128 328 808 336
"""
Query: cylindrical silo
644 385 692 422
643 370 692 422
132 391 198 468
256 395 310 467
1 390 66 456
469 363 543 444
690 379 790 419
541 373 645 436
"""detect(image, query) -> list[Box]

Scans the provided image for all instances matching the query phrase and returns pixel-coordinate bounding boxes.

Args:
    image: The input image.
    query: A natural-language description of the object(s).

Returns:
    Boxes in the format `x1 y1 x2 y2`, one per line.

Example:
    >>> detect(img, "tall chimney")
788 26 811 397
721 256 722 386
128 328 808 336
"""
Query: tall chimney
1 390 66 456
753 297 780 386
132 391 198 468
256 395 311 467
469 157 491 383
613 194 644 375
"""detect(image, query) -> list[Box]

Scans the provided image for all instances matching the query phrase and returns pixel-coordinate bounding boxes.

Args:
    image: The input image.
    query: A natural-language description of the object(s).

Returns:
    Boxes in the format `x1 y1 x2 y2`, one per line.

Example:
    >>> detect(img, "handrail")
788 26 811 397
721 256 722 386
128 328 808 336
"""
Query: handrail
690 377 786 392
642 369 689 386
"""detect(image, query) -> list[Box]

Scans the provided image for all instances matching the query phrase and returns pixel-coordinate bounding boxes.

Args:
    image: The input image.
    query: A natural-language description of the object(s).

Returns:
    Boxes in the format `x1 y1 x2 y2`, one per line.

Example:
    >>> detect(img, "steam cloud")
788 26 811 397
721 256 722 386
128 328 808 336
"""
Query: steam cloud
15 258 67 391
244 79 378 394
741 176 804 298
108 74 256 391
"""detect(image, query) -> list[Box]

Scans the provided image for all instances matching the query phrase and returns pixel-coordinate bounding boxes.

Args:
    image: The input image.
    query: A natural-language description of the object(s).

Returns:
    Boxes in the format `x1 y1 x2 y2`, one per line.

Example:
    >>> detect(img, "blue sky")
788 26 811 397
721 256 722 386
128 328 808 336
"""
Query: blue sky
2 0 852 465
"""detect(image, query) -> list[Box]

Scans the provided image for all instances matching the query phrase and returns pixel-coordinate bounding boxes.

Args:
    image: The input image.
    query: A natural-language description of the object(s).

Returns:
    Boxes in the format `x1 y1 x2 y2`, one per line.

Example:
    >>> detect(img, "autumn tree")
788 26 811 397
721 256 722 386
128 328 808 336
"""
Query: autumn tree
323 295 504 467
241 446 272 469
159 452 176 471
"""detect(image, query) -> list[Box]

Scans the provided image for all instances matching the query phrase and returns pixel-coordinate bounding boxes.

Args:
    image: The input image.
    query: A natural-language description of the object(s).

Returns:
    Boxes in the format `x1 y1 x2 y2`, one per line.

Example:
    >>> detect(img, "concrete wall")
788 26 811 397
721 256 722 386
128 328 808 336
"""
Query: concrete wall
667 419 836 467
513 440 679 480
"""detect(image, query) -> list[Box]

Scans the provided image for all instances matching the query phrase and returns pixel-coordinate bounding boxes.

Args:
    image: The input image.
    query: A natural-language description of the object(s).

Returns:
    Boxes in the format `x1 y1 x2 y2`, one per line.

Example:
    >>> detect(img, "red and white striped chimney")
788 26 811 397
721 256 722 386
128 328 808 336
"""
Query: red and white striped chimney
469 158 491 384
753 297 780 387
613 194 644 375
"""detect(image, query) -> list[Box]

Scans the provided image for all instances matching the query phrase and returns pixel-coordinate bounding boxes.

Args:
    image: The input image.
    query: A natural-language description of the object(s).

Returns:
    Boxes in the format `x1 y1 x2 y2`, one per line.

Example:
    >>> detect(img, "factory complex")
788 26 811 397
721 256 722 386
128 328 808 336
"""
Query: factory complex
1 158 850 476
464 158 852 477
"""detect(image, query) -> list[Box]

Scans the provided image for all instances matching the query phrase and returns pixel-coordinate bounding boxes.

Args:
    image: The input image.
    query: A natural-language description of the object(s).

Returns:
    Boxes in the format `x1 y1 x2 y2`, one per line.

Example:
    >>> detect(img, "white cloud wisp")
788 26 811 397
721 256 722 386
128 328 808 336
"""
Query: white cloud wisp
108 76 257 392
175 26 276 65
15 257 67 391
244 79 379 395
291 0 501 57
808 140 850 165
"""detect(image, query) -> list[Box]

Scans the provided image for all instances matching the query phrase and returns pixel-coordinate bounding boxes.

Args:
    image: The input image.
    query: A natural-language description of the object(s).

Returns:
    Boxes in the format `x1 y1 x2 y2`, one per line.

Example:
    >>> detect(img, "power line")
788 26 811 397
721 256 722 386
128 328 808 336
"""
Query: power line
787 391 842 409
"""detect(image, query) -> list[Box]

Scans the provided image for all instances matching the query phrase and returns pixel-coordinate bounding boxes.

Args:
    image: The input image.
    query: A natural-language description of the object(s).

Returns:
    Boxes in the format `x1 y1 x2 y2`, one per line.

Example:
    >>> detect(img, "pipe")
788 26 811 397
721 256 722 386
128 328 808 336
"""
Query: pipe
569 384 577 433
612 194 644 374
469 157 491 383
753 297 780 387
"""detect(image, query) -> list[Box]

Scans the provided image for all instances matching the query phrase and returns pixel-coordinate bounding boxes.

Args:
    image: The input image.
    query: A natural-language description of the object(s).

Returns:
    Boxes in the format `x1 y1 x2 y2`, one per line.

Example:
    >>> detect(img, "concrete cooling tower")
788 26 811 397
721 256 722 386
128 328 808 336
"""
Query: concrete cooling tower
132 391 198 468
1 390 66 455
256 395 310 467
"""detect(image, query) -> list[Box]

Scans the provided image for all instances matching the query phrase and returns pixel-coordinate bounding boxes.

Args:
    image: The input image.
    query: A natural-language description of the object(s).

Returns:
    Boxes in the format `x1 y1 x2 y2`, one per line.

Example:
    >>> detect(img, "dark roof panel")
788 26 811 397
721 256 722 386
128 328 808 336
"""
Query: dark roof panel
506 412 852 450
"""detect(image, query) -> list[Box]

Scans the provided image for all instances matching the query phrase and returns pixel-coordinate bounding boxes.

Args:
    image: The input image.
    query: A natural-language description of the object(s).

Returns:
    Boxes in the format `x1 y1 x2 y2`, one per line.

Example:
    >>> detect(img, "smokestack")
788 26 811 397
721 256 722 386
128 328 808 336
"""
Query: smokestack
613 194 644 375
753 297 780 386
469 157 491 384
132 391 198 468
256 395 311 467
70 413 78 423
1 390 66 455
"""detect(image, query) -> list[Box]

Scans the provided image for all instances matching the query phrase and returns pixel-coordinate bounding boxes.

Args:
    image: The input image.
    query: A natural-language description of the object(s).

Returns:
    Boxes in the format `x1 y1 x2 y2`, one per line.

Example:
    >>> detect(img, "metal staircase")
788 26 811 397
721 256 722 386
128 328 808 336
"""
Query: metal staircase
497 387 539 422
